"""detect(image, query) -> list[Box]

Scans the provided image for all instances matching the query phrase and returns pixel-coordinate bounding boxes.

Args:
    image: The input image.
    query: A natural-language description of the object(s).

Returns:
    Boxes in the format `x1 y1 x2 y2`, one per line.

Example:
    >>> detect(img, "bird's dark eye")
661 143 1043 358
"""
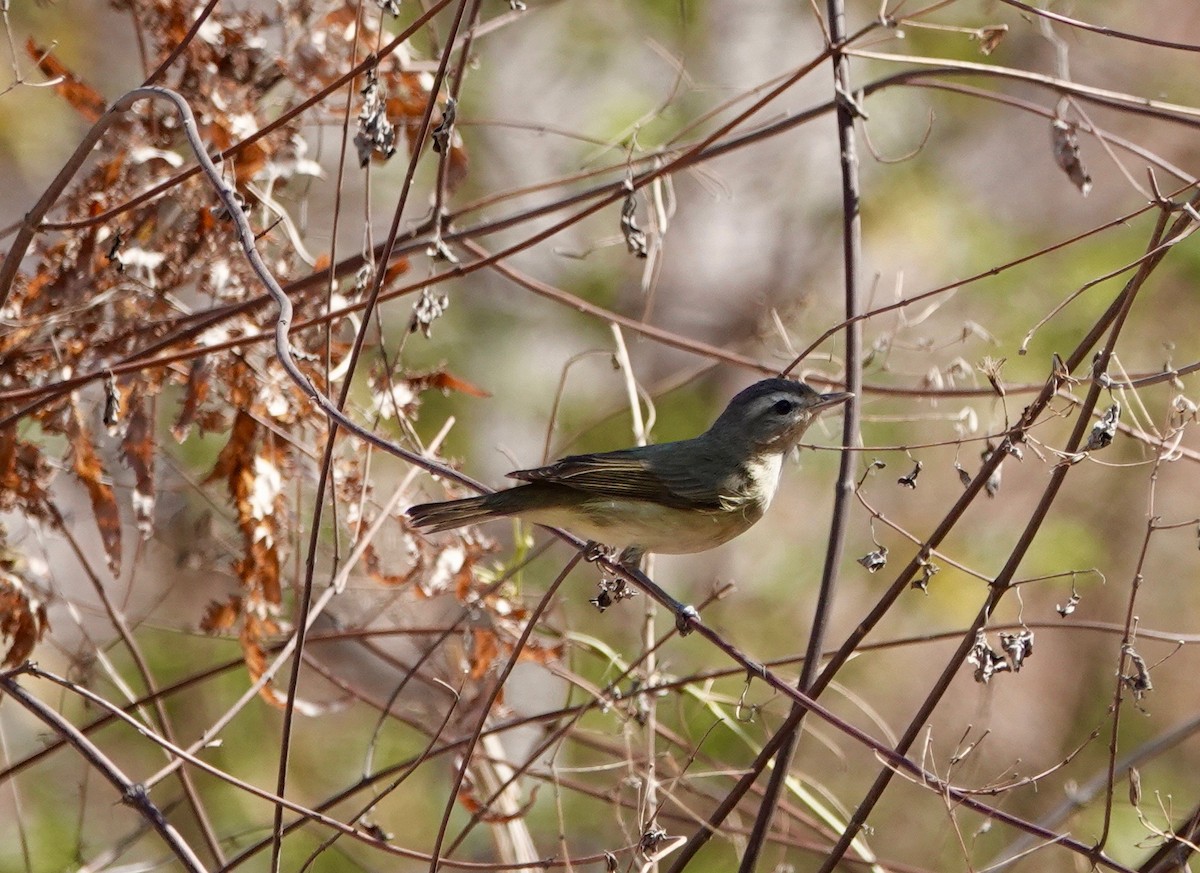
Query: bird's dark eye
772 399 794 415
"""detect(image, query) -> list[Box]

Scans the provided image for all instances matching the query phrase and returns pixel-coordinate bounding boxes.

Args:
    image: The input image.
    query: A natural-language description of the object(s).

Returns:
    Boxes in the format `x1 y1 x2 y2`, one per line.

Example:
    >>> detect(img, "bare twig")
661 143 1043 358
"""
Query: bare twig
0 670 208 873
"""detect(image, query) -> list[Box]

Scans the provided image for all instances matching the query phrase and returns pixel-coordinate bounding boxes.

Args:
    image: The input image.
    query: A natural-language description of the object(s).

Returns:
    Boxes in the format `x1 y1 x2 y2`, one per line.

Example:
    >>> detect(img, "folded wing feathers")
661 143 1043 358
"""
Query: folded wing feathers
406 495 494 533
508 447 726 511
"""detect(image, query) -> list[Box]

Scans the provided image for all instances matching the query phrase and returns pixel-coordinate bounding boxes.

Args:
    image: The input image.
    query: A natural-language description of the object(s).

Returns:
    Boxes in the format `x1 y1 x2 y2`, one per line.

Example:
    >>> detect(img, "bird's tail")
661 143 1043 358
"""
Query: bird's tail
406 494 506 533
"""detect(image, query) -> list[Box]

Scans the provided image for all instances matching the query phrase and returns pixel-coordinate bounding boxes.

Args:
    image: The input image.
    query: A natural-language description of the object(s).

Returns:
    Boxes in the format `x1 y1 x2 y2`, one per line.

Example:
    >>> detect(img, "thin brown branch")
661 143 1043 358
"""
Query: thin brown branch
0 669 208 873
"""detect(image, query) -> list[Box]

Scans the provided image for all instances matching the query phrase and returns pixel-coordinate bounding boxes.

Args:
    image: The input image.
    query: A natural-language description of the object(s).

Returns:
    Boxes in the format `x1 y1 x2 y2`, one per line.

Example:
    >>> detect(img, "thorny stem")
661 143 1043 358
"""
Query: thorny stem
0 671 208 873
140 0 220 86
270 0 478 868
737 0 864 868
5 64 1195 423
427 553 580 873
44 501 226 865
813 198 1191 873
5 13 1200 872
1095 520 1155 852
8 666 553 870
662 180 1188 873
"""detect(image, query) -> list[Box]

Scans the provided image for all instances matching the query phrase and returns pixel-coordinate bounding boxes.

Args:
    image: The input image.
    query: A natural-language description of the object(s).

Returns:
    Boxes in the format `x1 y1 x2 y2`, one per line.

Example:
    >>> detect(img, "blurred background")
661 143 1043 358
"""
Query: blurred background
2 1 1200 871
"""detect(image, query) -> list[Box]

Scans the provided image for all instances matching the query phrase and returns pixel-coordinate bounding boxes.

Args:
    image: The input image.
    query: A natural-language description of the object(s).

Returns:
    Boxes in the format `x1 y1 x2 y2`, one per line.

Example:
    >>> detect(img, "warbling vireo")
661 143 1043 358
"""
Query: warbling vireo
406 378 851 566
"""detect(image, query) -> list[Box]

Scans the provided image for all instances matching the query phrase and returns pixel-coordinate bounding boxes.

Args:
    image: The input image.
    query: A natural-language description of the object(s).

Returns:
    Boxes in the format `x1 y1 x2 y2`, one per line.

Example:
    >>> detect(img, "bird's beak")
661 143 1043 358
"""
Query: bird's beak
813 391 854 411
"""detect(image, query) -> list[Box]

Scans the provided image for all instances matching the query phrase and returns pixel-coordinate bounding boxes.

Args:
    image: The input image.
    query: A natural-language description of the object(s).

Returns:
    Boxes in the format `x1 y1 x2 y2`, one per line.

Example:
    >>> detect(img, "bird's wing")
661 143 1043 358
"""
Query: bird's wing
508 444 728 511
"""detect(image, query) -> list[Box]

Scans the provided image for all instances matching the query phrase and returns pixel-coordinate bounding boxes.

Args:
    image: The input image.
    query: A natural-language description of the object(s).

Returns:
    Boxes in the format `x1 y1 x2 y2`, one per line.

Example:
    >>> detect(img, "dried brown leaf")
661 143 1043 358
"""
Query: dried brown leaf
411 369 491 399
517 640 564 665
323 2 360 29
457 778 537 823
384 71 432 124
362 540 415 587
97 154 125 190
0 566 50 668
0 322 37 359
205 119 269 183
26 40 106 122
470 628 500 680
173 358 213 442
446 143 470 193
1051 118 1092 196
974 25 1008 55
67 401 122 576
207 411 284 606
240 611 280 707
0 428 52 517
15 266 54 310
205 409 258 486
240 610 327 713
456 782 484 815
468 622 563 682
200 595 242 634
0 430 15 499
232 513 282 606
454 553 476 602
383 256 411 287
121 388 156 538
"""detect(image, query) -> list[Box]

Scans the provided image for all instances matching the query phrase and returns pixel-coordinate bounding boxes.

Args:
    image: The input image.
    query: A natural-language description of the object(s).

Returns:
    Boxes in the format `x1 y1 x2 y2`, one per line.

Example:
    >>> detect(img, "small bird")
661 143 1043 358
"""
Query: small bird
406 378 851 567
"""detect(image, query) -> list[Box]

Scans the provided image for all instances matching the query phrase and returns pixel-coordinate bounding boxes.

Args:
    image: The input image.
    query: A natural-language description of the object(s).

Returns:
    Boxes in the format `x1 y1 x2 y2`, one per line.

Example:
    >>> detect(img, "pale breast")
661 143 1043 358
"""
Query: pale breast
518 497 765 555
720 453 782 513
514 451 784 556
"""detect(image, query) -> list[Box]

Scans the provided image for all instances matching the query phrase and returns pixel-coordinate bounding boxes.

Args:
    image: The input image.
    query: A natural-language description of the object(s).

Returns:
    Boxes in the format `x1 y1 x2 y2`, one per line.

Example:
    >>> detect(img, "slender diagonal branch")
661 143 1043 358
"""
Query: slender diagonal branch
0 671 208 873
814 196 1195 873
736 0 864 868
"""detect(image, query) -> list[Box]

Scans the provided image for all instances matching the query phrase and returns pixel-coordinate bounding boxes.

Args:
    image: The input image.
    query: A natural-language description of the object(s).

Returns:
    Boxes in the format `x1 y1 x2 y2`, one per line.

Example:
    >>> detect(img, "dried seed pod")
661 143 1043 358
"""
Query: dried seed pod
1051 118 1092 196
1085 403 1120 451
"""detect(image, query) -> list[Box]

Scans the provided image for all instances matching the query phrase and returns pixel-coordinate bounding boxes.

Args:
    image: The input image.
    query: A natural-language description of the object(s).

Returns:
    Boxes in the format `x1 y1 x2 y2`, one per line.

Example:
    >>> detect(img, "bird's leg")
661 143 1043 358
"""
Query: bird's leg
582 540 616 564
585 544 699 635
606 546 647 606
616 546 644 572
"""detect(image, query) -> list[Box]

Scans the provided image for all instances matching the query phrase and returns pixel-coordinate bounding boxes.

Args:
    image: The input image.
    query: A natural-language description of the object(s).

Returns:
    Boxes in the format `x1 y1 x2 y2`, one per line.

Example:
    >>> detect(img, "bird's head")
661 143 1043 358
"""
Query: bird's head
710 378 852 453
